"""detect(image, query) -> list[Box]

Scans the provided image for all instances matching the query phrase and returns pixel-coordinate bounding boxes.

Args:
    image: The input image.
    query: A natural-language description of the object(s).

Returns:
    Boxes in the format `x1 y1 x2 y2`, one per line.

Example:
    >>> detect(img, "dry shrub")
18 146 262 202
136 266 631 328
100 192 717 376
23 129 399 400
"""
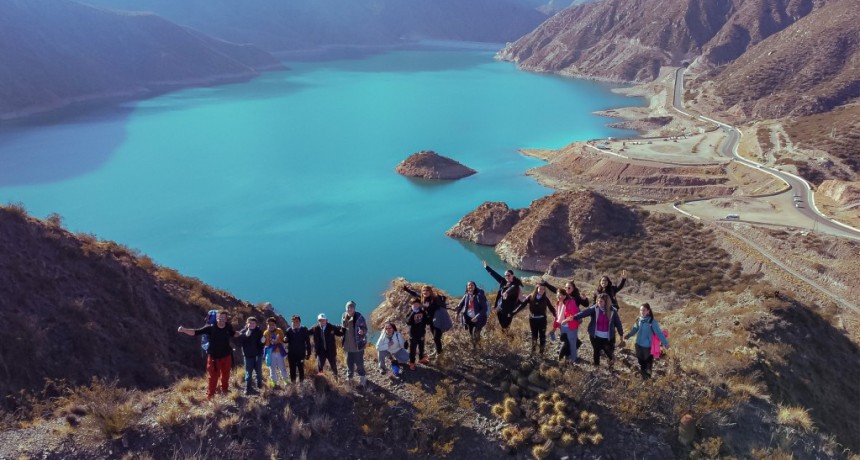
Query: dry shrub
73 379 140 441
691 436 723 459
310 413 334 434
216 413 240 431
776 405 815 433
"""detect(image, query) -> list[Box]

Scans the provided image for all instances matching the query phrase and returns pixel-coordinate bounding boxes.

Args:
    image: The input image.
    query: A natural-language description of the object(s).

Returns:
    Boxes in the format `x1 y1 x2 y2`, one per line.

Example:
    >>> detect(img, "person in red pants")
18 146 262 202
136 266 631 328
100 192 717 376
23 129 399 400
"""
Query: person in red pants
178 310 241 399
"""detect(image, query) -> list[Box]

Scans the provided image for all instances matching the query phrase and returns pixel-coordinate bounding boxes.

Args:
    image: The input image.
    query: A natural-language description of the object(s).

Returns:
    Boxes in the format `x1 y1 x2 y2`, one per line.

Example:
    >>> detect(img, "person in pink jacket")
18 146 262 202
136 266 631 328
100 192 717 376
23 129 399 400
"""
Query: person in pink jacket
550 289 581 363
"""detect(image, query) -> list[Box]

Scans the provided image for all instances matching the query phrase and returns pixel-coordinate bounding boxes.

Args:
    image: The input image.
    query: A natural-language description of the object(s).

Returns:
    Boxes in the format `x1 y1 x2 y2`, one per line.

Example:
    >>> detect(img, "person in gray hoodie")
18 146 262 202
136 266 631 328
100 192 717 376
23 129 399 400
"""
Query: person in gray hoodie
342 300 368 387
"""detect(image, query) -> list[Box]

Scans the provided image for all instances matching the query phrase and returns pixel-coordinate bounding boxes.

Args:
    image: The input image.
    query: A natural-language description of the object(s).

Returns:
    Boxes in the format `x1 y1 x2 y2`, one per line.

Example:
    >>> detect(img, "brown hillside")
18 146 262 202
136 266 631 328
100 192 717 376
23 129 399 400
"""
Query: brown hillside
0 205 273 412
496 191 642 271
710 0 860 118
497 0 827 83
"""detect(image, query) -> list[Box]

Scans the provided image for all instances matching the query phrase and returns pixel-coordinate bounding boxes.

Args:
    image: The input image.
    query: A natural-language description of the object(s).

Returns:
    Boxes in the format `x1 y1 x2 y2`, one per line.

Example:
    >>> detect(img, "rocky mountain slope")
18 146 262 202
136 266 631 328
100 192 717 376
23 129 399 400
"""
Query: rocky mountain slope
0 0 281 120
498 0 858 118
707 0 860 119
82 0 549 52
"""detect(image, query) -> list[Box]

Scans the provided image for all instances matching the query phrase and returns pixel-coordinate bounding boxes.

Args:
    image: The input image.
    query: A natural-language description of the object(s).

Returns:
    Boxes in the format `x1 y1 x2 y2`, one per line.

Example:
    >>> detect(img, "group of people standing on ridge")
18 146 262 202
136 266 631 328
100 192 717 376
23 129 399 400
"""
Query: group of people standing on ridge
178 301 368 399
178 260 670 400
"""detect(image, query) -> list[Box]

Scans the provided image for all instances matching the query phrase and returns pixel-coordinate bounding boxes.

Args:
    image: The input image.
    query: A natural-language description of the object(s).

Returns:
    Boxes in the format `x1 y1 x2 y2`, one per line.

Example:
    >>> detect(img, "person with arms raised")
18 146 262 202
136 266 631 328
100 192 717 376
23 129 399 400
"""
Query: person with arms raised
177 310 241 400
482 260 522 330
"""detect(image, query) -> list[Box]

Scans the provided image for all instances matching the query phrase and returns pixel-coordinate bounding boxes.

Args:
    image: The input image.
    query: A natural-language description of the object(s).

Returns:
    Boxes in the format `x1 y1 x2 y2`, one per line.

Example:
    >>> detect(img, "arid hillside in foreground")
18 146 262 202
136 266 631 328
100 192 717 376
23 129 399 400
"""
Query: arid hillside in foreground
1 206 858 459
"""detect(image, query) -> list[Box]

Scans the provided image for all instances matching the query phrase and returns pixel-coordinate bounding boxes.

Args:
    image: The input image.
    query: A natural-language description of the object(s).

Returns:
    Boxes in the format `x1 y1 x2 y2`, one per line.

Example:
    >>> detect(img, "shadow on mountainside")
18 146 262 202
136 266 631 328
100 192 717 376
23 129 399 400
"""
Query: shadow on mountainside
753 298 860 451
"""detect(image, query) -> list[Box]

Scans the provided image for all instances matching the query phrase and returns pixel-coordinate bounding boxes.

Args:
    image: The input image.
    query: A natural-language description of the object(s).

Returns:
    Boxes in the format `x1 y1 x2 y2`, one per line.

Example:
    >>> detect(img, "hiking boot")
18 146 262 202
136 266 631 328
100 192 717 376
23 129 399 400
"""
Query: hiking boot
244 388 257 396
409 363 416 370
419 357 430 365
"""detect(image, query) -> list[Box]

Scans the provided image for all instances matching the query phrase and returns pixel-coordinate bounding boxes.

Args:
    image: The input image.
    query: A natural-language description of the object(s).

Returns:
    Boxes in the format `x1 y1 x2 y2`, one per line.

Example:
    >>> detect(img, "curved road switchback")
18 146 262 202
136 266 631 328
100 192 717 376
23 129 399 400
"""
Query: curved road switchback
671 67 860 240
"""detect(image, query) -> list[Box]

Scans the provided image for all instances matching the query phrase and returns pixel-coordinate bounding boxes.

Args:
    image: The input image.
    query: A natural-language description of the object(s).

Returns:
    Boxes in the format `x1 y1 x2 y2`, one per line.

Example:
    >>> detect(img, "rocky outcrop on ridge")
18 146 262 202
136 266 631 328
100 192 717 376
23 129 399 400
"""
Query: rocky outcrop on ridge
0 0 281 120
445 202 525 245
448 191 642 272
395 151 477 180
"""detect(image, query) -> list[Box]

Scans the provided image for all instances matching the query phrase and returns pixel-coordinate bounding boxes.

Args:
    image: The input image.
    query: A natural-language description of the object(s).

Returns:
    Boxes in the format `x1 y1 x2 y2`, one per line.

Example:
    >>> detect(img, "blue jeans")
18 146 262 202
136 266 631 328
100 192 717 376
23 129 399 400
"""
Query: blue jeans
560 324 578 363
243 354 263 389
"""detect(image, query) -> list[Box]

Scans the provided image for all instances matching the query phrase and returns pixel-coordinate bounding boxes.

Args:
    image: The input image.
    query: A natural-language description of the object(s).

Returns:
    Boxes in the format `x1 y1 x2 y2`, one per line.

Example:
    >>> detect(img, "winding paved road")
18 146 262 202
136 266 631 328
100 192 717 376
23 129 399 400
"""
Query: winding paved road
672 67 860 240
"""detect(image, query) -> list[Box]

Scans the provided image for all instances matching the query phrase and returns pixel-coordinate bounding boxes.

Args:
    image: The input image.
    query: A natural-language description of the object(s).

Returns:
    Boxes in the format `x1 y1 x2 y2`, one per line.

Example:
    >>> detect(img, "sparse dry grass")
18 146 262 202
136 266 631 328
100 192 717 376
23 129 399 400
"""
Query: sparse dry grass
776 405 815 433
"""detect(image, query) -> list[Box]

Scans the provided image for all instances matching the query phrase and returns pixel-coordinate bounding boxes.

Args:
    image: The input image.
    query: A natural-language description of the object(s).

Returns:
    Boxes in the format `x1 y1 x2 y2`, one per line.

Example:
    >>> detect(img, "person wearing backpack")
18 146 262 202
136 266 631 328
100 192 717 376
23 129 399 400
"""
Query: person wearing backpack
237 317 265 395
403 284 451 357
456 281 488 347
284 315 312 383
624 303 670 379
405 297 430 370
376 322 409 377
342 300 368 387
263 318 289 388
177 310 241 400
482 260 523 330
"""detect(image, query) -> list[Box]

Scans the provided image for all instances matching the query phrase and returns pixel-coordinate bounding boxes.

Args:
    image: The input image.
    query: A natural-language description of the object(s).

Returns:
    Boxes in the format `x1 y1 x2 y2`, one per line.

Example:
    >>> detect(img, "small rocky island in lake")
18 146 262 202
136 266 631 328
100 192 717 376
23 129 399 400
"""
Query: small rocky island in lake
395 150 476 180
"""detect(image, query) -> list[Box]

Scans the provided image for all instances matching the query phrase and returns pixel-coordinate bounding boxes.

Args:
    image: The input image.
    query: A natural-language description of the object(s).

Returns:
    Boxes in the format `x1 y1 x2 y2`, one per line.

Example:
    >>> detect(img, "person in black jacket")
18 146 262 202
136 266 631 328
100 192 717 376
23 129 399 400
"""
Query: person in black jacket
177 310 241 400
514 285 557 355
405 297 430 370
593 270 627 308
541 279 590 308
285 315 312 383
310 313 345 377
236 317 265 395
403 284 449 357
482 260 522 330
457 281 489 346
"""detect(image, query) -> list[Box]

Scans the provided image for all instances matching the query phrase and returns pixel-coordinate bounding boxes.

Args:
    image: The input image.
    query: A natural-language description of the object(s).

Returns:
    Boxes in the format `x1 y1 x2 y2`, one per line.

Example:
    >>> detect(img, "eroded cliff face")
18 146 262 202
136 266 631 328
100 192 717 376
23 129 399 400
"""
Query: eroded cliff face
445 202 525 245
395 151 477 180
448 191 641 272
818 180 860 207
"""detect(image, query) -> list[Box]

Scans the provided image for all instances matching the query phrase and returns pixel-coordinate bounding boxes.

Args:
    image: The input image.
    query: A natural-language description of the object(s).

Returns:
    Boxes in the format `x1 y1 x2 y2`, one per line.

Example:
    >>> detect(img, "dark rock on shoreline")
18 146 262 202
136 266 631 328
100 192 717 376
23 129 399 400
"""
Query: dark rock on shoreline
395 150 477 180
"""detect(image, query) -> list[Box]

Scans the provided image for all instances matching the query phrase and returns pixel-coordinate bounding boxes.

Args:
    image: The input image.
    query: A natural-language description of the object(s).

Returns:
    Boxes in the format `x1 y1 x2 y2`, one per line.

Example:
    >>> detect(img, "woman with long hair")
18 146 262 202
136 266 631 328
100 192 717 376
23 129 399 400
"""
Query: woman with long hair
549 289 580 363
574 293 624 368
541 279 589 308
624 303 670 379
403 284 450 357
376 322 409 377
482 260 523 330
514 284 557 355
457 280 489 346
593 269 627 309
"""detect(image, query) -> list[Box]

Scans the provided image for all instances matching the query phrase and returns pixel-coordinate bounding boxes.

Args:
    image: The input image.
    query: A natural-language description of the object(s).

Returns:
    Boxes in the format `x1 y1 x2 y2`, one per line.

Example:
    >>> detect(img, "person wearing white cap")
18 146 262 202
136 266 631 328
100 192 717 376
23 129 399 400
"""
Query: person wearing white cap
310 313 345 377
341 300 368 387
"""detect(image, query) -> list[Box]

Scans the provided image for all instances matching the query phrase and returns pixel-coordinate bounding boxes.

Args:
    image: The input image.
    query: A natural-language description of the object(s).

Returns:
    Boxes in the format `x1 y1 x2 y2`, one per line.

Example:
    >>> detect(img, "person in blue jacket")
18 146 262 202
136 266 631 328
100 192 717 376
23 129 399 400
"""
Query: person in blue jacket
624 303 670 379
574 293 624 368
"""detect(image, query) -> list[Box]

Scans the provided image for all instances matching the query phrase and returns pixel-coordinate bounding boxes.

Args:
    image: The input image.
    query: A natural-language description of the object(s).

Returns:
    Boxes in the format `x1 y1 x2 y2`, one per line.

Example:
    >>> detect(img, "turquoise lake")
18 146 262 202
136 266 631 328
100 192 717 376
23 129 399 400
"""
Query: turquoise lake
0 45 641 320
